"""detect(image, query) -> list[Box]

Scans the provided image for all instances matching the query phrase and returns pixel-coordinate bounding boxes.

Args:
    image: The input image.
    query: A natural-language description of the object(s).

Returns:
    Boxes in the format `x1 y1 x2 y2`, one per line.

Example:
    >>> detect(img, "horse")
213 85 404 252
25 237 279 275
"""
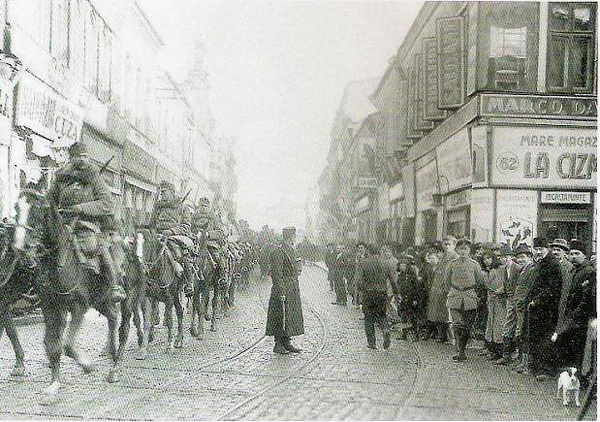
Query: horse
141 231 186 352
189 235 229 337
0 222 38 377
14 189 133 399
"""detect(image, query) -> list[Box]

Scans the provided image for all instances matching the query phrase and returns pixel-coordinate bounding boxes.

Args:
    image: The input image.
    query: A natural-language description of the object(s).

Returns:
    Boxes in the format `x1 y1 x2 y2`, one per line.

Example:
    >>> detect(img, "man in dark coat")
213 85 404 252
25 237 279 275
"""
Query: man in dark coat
266 226 305 354
48 142 126 302
324 243 336 291
552 239 596 373
527 237 563 381
331 244 348 306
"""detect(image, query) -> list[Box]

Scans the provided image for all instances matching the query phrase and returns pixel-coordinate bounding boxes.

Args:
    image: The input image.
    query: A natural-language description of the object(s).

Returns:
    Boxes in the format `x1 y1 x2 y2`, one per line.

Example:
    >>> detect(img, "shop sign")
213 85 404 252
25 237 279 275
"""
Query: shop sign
541 191 591 204
16 74 84 144
422 37 446 121
389 181 404 201
416 159 438 211
357 176 378 189
123 141 155 182
415 53 434 131
496 189 537 248
436 128 472 193
0 79 13 121
480 94 597 120
491 127 596 188
436 16 465 109
402 164 416 218
447 189 471 209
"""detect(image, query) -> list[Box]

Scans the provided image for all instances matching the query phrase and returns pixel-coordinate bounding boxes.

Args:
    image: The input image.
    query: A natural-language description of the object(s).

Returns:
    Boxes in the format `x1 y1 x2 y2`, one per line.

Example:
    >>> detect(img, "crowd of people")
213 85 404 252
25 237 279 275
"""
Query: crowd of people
325 236 596 387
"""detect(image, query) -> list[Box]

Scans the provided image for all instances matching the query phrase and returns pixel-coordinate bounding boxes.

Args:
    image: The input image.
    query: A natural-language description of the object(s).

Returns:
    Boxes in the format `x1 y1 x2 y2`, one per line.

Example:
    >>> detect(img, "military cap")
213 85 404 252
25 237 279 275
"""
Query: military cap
159 181 175 192
569 239 588 255
514 243 532 256
443 235 457 243
456 238 472 248
549 238 570 251
533 237 549 248
498 244 514 256
68 142 89 157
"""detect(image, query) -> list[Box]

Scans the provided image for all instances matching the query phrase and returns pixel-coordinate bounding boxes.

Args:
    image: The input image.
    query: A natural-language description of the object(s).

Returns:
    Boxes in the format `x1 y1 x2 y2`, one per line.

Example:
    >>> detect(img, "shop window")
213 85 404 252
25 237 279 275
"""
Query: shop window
547 2 596 92
84 5 99 96
50 0 70 66
489 26 528 90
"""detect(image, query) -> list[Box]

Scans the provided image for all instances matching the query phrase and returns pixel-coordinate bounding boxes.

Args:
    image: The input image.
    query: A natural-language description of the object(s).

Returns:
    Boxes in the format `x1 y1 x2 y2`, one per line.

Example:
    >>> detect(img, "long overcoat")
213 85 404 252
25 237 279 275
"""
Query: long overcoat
426 251 457 323
266 243 305 337
484 263 519 343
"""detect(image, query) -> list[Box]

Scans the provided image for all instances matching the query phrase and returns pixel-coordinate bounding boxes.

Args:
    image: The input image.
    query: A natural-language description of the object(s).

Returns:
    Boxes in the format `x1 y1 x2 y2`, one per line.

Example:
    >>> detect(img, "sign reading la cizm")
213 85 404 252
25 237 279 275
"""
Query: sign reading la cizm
492 127 597 189
480 94 597 119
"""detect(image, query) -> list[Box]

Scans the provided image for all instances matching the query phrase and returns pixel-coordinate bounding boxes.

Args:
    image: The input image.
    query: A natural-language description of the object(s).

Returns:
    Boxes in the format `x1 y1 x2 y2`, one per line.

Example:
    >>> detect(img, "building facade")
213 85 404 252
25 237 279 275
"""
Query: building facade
0 0 236 226
319 1 597 253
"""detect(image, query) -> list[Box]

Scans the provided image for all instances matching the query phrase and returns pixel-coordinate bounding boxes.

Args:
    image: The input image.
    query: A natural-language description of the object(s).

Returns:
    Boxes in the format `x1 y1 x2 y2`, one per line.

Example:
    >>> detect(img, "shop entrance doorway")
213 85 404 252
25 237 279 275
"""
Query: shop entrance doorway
540 205 591 246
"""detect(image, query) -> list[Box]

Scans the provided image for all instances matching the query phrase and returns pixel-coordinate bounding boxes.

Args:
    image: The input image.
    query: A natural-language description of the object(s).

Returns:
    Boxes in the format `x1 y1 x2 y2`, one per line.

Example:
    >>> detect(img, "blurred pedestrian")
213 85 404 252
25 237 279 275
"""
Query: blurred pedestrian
324 243 337 292
331 244 347 306
445 238 486 362
356 244 399 350
425 245 449 342
512 244 536 373
396 254 426 341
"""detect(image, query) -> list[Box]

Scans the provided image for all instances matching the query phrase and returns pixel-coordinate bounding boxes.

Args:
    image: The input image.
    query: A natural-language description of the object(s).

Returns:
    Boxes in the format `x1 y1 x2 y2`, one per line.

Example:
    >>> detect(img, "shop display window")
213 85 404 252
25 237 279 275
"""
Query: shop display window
547 2 596 92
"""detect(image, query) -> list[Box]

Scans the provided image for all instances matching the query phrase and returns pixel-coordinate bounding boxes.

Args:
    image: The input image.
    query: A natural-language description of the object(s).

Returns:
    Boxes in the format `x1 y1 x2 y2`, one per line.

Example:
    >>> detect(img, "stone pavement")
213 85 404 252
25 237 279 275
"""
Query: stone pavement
0 265 596 420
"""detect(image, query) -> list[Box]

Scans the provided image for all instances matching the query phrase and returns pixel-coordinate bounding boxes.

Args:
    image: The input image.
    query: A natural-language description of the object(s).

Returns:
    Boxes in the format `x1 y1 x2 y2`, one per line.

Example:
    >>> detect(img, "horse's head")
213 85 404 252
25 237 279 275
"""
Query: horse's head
13 189 49 253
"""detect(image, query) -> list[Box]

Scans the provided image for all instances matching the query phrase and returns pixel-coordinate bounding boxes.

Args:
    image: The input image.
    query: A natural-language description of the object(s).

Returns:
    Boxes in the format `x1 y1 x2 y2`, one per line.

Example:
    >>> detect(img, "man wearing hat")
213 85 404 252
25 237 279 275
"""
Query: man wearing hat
527 237 563 381
190 197 228 279
492 245 522 365
445 238 487 361
511 244 537 372
549 239 574 349
149 181 194 295
48 142 126 302
266 227 305 354
552 239 596 373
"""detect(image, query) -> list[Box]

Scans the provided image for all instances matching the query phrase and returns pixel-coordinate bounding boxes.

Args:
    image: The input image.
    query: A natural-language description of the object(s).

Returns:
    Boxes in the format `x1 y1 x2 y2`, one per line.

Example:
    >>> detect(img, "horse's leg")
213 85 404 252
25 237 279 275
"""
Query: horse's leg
173 294 184 349
104 304 120 382
2 310 26 377
211 284 218 332
108 300 131 382
42 305 67 399
165 299 174 353
190 279 199 338
63 303 93 375
148 299 157 343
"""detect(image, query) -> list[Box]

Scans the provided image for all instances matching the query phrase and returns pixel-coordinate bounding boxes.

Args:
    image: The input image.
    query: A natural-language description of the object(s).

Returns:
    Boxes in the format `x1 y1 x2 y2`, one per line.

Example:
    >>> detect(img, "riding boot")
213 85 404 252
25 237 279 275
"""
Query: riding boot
184 262 194 297
495 336 513 365
99 246 126 303
452 327 467 362
436 323 448 343
364 316 377 349
283 336 302 353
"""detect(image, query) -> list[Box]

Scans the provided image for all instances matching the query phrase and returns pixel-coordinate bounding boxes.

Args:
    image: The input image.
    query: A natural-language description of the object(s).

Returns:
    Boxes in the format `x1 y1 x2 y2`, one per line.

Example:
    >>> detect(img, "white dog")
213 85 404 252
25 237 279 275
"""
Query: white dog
557 368 581 407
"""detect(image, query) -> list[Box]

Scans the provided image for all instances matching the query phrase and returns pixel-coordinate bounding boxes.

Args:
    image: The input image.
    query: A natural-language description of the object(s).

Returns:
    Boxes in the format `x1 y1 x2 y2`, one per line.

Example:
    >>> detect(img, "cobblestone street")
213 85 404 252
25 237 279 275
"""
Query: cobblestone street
0 265 596 420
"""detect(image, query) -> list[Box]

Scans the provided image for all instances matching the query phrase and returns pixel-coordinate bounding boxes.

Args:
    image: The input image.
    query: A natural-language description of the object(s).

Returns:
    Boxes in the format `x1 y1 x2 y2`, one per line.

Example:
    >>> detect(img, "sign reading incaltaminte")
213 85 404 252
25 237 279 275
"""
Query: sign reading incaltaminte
491 126 597 188
541 191 591 204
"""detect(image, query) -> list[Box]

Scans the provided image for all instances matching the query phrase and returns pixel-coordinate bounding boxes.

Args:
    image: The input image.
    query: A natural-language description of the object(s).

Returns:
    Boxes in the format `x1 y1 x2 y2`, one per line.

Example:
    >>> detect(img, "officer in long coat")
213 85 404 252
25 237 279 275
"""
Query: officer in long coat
48 142 126 302
266 226 305 354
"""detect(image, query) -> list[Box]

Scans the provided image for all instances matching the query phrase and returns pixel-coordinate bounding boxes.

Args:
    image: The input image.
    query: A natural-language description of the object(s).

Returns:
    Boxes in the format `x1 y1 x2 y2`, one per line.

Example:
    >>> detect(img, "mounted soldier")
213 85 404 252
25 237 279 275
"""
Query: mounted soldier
47 142 126 303
148 181 194 296
190 197 228 280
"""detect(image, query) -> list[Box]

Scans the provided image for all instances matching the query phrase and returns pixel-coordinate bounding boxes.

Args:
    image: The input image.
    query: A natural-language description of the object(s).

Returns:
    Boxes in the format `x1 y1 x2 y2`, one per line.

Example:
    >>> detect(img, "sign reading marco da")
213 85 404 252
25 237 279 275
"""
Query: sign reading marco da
480 94 597 120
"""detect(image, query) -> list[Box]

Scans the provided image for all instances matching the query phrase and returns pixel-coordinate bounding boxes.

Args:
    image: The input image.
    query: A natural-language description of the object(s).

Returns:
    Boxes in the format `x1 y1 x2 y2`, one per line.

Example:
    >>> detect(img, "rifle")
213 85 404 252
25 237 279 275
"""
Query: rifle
98 156 114 174
181 189 192 205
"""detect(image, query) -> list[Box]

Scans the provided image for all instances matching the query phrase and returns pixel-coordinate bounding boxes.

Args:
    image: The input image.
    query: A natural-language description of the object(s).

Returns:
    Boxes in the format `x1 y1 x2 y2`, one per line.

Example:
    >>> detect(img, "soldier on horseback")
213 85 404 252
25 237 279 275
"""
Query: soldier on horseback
47 142 126 303
148 181 194 296
190 197 228 281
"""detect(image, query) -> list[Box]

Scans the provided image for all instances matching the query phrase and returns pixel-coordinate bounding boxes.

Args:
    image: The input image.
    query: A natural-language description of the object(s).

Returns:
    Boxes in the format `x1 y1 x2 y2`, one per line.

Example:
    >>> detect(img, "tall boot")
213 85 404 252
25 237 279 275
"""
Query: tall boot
436 323 447 343
283 336 302 353
452 327 467 361
364 317 376 349
495 336 513 365
183 262 194 297
273 336 289 355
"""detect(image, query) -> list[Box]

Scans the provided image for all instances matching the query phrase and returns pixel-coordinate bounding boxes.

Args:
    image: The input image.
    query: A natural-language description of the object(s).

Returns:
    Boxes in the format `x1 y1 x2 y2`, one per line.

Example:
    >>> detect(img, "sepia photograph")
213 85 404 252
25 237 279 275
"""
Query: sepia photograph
0 0 597 420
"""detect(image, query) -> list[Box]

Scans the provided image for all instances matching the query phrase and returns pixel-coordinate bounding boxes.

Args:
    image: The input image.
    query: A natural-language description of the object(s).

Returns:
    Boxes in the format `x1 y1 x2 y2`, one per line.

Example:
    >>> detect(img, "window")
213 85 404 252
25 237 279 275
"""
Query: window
98 26 112 103
50 0 70 66
547 2 596 92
